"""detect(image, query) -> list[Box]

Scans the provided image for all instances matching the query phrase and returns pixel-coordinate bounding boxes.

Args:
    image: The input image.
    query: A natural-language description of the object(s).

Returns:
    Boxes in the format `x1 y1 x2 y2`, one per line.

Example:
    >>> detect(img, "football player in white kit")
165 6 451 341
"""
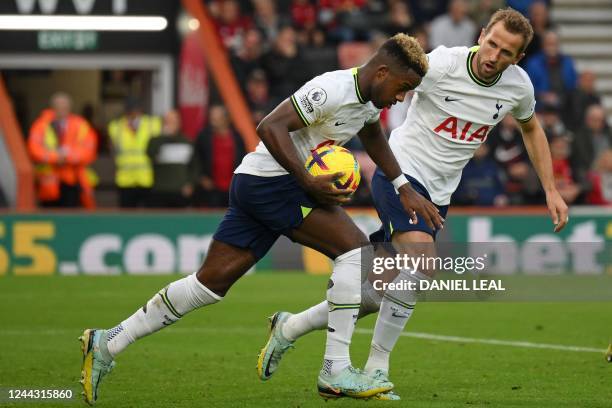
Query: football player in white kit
258 8 569 400
79 34 446 404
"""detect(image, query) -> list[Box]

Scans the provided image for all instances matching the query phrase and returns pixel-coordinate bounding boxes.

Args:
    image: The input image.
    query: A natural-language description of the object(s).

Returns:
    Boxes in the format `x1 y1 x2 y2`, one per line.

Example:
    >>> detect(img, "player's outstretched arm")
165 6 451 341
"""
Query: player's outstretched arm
519 116 569 232
358 121 444 230
256 99 351 205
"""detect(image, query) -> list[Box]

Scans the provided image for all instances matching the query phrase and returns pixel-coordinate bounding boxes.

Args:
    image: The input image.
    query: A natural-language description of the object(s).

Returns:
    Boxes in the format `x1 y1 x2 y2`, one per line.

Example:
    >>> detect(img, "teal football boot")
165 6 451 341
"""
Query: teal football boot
256 312 295 380
79 329 115 405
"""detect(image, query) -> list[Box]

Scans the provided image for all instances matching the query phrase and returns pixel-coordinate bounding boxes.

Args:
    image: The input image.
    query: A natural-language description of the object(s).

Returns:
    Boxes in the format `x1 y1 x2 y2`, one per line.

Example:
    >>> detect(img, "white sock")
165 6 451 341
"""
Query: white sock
282 279 382 342
282 301 327 341
364 268 427 374
323 247 362 376
105 273 221 358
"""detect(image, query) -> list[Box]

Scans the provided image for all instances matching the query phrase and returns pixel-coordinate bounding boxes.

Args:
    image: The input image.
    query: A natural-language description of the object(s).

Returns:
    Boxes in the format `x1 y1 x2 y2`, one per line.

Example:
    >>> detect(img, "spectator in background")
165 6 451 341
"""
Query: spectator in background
291 0 317 31
318 0 367 42
525 30 577 105
28 92 97 208
296 25 328 48
231 27 264 87
550 135 580 204
214 0 252 52
253 0 288 47
487 115 538 204
453 144 508 206
570 104 612 197
362 0 388 31
537 99 566 140
412 25 431 52
146 110 196 208
261 26 306 99
586 149 612 205
563 70 602 131
245 69 277 124
409 0 448 23
381 0 415 37
523 1 552 61
469 0 504 29
506 0 537 16
108 98 162 208
429 0 477 48
194 105 246 207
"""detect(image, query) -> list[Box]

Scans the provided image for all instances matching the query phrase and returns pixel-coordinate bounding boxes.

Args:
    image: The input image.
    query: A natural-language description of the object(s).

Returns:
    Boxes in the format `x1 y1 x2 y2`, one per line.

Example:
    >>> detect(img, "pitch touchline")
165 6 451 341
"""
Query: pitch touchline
354 328 604 353
0 327 605 354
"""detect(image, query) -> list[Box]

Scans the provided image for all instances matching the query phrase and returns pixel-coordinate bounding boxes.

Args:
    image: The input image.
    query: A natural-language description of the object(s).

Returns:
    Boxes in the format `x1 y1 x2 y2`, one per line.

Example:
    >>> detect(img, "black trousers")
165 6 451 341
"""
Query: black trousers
41 182 81 208
118 187 150 208
147 191 189 208
193 187 229 207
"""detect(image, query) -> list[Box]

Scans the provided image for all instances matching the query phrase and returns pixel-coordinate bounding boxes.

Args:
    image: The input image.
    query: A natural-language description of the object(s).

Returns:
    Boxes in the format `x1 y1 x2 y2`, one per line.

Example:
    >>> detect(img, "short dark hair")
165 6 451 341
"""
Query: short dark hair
380 33 428 77
485 8 534 53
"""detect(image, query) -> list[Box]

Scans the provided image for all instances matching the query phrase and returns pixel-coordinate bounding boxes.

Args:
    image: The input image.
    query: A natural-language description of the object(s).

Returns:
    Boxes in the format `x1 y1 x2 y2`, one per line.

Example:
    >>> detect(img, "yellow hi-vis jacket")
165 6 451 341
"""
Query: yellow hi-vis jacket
108 115 162 188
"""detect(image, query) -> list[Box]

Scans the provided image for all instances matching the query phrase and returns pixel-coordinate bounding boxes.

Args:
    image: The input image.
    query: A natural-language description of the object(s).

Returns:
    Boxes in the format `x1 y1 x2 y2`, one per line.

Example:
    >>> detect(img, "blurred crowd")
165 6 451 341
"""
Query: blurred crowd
26 0 612 208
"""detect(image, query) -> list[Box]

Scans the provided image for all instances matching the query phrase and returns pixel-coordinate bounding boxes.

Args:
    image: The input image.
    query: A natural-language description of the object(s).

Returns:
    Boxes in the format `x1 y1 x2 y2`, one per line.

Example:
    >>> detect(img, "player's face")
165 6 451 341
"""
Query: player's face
371 67 422 109
476 22 525 80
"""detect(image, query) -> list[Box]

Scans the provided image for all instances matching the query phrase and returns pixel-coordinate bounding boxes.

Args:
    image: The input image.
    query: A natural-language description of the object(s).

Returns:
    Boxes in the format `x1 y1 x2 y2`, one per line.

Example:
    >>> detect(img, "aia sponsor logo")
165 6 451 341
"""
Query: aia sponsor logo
433 117 490 142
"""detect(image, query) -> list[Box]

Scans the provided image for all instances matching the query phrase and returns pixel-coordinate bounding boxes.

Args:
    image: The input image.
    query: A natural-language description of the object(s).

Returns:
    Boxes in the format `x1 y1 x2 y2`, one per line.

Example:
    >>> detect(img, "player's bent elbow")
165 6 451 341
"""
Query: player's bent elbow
255 118 273 140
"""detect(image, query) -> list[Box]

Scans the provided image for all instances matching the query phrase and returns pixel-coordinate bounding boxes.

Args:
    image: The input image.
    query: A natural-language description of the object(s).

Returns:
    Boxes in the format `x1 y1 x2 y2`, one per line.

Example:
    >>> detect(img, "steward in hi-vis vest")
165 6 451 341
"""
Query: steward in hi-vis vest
28 93 97 208
108 99 161 207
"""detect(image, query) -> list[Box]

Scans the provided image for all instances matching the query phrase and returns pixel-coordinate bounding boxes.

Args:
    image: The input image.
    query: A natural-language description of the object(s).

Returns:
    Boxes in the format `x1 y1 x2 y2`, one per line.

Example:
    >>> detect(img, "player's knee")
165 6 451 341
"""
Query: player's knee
335 233 368 257
328 247 362 305
195 268 233 298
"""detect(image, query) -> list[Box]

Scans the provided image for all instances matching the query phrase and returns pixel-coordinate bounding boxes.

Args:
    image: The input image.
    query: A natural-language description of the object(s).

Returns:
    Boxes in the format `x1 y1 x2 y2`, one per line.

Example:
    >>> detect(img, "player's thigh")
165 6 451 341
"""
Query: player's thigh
196 240 257 296
289 206 368 259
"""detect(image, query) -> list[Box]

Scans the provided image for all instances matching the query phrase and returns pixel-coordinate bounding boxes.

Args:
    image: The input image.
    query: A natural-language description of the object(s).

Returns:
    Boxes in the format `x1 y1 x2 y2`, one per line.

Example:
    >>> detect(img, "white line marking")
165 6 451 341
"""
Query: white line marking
354 328 605 353
0 326 605 354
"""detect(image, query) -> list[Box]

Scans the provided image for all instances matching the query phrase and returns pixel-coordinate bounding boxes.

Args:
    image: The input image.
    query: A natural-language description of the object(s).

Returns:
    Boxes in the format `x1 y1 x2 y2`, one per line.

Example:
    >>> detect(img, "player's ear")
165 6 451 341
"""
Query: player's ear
376 65 390 80
513 51 526 65
477 28 485 45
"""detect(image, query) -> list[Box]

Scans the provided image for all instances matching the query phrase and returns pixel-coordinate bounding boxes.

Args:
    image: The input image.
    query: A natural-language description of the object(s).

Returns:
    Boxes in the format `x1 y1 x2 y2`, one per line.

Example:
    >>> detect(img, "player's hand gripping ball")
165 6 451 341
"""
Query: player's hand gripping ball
305 145 361 194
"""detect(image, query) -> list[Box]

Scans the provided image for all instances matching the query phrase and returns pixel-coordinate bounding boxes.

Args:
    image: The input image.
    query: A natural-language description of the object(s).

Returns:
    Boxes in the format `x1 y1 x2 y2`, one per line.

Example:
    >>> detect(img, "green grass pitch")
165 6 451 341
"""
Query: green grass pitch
0 273 610 407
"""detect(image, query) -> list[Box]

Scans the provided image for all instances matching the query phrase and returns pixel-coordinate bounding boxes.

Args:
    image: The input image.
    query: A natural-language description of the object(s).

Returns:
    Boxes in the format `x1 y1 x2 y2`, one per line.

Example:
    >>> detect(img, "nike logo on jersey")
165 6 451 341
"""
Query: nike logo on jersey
334 121 346 126
444 96 461 102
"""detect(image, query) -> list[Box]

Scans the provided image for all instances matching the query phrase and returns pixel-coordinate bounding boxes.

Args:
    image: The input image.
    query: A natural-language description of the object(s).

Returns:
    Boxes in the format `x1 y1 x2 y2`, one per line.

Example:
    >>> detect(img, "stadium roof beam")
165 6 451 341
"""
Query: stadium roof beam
0 15 168 31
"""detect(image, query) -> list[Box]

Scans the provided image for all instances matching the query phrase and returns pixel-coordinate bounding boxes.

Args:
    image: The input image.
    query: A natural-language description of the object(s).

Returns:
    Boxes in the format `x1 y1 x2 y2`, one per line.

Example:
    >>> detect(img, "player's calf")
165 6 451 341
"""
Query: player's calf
104 273 222 357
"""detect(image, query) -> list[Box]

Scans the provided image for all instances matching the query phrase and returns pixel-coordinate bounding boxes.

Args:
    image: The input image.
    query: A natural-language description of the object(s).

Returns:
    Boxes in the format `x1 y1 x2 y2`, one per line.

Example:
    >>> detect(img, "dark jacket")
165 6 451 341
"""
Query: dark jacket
525 52 578 95
570 127 612 191
146 132 197 193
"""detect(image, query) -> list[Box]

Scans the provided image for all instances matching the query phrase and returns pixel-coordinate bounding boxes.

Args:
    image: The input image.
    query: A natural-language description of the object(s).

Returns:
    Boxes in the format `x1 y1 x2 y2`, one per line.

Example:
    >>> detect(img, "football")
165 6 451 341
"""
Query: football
305 145 361 193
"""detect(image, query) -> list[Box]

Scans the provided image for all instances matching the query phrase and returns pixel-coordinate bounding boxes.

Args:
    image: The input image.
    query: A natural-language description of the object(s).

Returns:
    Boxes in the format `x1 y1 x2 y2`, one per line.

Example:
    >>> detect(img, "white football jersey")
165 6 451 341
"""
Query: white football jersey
235 68 380 177
390 45 536 205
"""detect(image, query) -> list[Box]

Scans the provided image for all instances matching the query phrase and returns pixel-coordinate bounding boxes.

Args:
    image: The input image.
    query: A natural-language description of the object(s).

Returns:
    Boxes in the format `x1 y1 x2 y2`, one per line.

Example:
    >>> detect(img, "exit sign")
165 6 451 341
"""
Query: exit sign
37 30 97 50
